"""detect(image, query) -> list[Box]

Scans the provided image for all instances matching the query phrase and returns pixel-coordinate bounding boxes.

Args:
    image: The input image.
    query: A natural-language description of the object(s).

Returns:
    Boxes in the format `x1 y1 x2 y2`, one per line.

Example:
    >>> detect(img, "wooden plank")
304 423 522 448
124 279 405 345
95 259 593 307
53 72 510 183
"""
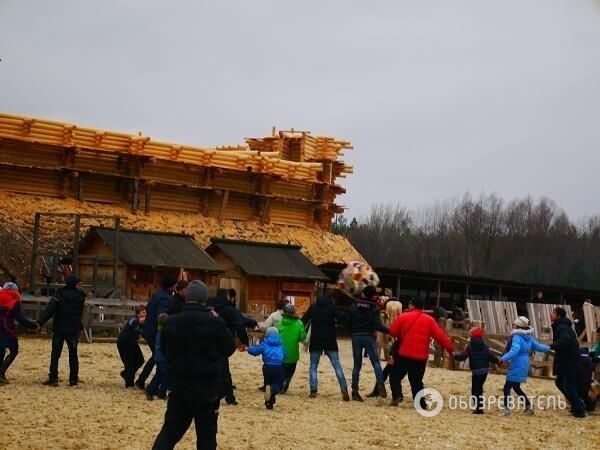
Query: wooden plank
583 302 600 344
466 299 517 336
527 303 573 341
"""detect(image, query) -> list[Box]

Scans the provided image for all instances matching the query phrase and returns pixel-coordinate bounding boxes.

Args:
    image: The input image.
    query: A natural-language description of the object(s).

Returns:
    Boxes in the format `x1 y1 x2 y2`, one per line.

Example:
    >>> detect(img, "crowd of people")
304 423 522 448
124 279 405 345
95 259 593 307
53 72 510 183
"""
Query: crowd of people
0 273 599 449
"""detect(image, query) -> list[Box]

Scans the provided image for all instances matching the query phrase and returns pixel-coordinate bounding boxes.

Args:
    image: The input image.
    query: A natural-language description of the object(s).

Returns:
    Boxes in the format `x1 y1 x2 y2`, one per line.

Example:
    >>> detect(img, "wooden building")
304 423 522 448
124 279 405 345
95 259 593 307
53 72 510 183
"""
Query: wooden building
78 227 223 300
0 112 352 229
206 239 329 315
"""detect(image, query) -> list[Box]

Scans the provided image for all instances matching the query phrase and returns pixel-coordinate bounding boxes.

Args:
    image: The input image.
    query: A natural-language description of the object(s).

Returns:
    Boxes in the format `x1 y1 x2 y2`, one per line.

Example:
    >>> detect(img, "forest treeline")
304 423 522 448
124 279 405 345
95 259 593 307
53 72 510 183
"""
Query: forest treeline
333 193 600 290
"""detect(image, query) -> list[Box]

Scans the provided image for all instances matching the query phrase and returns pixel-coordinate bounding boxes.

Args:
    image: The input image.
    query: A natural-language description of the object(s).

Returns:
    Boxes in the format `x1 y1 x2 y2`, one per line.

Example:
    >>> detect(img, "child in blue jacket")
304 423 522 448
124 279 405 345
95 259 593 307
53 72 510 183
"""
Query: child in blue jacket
245 327 286 409
499 316 550 416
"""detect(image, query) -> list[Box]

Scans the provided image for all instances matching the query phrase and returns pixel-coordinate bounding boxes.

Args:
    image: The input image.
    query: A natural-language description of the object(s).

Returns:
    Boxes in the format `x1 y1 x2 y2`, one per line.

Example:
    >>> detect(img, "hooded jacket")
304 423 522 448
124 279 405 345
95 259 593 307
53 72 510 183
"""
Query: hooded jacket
345 299 389 336
302 295 345 353
0 289 37 339
247 333 286 366
278 315 307 364
38 280 85 335
389 308 454 361
501 328 550 383
454 336 499 375
143 287 172 341
550 317 580 375
207 294 249 346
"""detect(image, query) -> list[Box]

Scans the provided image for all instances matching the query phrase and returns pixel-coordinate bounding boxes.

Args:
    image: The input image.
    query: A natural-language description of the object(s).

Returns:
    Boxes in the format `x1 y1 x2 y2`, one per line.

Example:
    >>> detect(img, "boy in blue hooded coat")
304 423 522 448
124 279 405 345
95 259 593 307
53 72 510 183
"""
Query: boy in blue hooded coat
499 316 550 416
245 327 286 409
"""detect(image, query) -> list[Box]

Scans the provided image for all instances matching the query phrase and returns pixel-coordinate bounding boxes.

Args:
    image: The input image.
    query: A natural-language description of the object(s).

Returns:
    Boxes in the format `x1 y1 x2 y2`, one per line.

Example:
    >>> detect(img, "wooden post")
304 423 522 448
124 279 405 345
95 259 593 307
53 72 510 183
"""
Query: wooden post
113 217 120 298
560 291 565 305
218 190 229 222
77 174 84 202
498 285 503 301
131 179 139 213
29 212 41 293
465 283 470 300
72 214 80 277
144 185 152 213
261 198 271 224
396 275 401 298
92 256 99 296
436 279 441 307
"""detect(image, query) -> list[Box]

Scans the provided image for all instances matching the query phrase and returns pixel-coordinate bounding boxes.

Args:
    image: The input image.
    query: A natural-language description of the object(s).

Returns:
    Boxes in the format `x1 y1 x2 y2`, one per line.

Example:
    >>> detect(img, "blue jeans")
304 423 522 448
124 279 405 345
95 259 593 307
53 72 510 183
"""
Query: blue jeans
147 361 168 396
309 351 347 391
351 335 383 390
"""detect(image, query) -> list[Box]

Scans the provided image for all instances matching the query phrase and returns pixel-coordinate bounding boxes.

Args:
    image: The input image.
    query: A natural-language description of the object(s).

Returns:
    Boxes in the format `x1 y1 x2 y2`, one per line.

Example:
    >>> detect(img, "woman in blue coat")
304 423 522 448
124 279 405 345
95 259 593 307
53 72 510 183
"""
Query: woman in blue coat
499 316 550 416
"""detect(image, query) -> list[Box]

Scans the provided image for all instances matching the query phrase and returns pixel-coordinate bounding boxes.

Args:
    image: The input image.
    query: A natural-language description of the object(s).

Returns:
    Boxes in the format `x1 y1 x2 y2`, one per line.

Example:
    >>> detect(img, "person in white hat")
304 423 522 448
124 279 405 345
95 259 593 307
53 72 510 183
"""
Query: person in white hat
498 316 550 416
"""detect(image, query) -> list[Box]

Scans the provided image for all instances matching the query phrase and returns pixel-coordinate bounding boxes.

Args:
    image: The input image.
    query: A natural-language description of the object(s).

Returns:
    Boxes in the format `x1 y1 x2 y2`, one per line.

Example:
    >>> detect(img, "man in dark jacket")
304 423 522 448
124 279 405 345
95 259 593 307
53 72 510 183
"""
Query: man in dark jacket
207 288 248 405
302 294 349 401
169 280 188 315
38 276 86 386
345 285 389 401
136 275 177 389
576 348 597 412
550 307 586 418
152 280 235 450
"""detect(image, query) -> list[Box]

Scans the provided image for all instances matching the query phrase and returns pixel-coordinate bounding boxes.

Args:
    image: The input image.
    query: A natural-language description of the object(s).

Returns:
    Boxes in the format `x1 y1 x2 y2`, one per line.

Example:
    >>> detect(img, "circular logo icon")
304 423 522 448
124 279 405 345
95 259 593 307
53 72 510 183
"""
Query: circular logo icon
413 388 444 417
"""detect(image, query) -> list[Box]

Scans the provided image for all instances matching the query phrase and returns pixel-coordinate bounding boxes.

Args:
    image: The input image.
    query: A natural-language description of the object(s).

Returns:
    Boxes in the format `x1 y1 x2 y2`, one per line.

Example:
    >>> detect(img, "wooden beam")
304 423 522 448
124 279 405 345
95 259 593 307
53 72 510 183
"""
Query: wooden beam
72 214 81 277
29 212 41 292
144 184 152 214
261 198 272 224
218 190 229 222
76 173 84 202
396 275 401 298
131 179 139 213
112 217 120 298
436 279 441 307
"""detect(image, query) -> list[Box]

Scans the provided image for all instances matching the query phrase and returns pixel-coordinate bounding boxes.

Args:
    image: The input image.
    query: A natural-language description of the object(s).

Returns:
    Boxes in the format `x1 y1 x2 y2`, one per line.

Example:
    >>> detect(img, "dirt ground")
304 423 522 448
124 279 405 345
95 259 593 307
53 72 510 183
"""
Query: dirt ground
1 337 598 450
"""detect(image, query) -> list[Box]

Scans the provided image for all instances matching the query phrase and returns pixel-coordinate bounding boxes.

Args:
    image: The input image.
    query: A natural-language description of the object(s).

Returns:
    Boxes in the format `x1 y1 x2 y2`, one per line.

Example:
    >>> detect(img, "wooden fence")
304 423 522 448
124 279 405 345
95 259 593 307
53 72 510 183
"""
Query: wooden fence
20 296 144 343
583 302 600 345
465 299 518 335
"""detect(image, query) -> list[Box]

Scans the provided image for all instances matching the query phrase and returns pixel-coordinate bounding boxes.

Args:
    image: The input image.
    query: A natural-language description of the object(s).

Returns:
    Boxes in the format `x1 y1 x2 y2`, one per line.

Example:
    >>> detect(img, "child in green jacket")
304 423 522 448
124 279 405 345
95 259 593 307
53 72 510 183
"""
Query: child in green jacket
277 303 307 394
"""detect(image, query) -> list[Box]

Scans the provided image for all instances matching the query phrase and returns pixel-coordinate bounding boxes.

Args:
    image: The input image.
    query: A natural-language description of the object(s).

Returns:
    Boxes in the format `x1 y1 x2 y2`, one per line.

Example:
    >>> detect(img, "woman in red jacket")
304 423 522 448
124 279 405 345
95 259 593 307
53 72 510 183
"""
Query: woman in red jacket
388 297 454 408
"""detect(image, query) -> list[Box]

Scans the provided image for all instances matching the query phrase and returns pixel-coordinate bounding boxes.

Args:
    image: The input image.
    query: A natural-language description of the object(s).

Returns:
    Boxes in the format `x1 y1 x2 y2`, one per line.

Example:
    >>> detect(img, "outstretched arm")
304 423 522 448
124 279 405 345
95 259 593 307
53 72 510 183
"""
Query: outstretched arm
14 302 38 329
37 297 59 326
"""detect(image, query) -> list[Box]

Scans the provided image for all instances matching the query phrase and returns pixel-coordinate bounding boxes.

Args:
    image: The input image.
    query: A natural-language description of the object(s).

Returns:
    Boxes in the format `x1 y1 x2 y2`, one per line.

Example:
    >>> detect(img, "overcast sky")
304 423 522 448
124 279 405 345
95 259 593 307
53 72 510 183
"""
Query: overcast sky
2 1 599 220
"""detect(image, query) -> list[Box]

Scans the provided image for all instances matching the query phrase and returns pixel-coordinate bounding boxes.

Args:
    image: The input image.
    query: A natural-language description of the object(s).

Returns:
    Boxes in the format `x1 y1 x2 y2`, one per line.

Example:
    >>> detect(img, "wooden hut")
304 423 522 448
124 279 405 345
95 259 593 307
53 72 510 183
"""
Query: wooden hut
206 238 329 315
78 227 223 300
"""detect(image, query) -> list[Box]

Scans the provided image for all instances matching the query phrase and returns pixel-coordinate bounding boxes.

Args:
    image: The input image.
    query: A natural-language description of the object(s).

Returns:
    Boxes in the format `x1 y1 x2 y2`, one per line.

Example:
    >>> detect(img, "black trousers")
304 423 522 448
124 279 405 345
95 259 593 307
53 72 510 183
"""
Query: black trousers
138 335 156 384
49 333 79 383
283 362 297 381
471 373 488 411
503 381 530 409
390 356 426 406
0 337 19 375
222 358 235 402
555 371 586 415
152 390 219 450
117 341 144 385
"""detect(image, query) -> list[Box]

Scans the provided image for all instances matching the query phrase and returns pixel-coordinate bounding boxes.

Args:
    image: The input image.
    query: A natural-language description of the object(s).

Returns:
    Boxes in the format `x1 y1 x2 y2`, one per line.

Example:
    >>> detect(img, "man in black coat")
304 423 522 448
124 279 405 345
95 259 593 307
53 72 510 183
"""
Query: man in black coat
38 276 86 386
550 307 586 418
152 280 235 450
302 294 349 401
345 285 389 401
207 288 248 405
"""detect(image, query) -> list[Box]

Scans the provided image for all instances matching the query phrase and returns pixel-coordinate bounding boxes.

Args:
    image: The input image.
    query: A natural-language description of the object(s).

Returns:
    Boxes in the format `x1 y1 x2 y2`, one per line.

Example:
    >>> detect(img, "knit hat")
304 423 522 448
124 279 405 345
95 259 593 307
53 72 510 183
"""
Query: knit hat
470 327 484 338
65 276 82 289
513 316 530 328
2 282 18 291
276 299 289 310
266 327 279 337
282 303 296 316
185 280 209 304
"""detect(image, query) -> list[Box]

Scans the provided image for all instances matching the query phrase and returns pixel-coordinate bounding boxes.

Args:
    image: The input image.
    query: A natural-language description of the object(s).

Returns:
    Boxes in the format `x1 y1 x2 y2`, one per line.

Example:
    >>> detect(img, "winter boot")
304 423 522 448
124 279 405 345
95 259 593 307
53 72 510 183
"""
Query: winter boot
309 390 318 398
352 390 364 402
377 382 388 399
42 379 59 387
366 383 379 398
341 388 350 402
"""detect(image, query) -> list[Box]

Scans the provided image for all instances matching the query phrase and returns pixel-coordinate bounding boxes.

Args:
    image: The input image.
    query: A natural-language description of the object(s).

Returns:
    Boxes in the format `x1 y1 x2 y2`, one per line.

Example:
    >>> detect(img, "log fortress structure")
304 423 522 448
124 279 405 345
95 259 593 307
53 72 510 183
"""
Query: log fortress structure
0 112 362 312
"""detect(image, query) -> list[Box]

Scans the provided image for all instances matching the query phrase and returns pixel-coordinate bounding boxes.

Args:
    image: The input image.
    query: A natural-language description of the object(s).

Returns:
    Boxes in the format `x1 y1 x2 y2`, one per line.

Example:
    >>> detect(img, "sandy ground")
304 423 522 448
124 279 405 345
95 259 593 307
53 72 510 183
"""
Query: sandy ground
1 337 598 450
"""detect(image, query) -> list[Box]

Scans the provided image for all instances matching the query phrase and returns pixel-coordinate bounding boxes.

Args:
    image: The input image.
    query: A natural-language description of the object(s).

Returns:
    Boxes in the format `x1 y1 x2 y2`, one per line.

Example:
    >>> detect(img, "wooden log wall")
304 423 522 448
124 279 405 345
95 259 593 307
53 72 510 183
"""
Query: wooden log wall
0 113 356 230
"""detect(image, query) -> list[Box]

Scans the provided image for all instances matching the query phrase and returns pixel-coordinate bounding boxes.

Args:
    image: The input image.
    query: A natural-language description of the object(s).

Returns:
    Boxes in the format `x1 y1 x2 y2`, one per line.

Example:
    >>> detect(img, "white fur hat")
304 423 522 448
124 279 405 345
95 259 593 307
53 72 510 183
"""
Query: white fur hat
513 316 530 328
